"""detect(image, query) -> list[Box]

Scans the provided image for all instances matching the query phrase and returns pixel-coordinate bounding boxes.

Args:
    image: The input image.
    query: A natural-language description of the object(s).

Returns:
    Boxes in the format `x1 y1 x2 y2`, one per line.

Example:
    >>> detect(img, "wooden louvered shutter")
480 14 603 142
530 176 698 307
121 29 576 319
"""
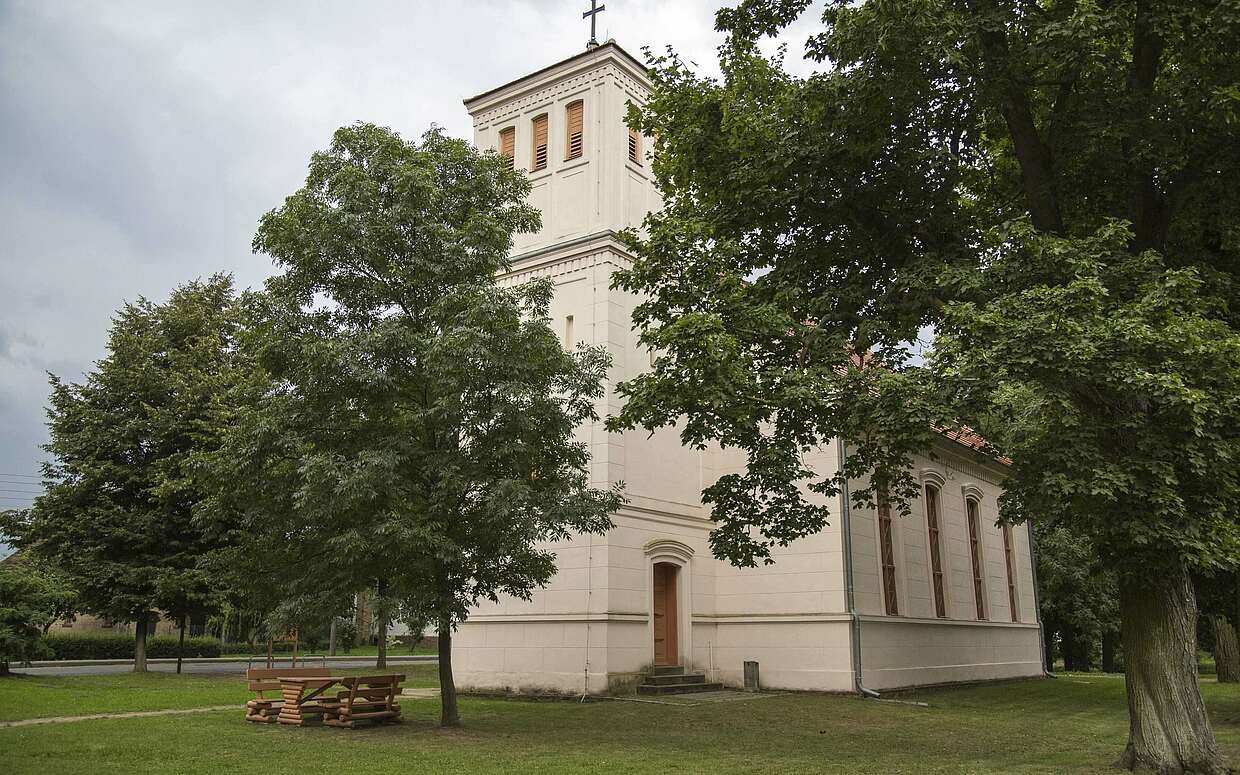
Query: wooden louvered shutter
1003 525 1019 622
627 127 640 164
925 485 947 618
531 114 548 171
565 101 583 160
878 495 898 616
966 498 987 619
498 127 515 169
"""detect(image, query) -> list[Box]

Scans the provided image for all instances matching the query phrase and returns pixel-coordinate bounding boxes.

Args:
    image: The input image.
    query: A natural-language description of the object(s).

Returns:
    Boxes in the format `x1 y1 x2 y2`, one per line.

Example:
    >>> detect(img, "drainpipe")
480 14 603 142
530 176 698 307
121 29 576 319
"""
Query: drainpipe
1026 518 1053 678
837 437 880 699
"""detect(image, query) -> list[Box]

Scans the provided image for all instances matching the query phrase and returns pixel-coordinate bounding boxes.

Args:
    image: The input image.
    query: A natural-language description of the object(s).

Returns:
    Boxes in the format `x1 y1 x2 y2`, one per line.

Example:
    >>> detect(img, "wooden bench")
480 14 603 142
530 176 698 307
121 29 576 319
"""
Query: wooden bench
322 674 404 728
244 667 337 724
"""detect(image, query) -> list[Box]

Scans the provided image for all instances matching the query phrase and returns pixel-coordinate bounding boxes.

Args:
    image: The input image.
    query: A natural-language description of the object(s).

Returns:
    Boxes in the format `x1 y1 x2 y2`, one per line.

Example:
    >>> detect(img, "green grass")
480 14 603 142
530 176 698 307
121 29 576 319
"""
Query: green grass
0 664 440 722
3 671 1240 774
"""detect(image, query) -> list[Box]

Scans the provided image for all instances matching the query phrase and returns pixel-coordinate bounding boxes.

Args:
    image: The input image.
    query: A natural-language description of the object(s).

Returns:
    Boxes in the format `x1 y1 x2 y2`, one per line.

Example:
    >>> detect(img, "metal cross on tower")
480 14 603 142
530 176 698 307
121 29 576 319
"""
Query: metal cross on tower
583 0 606 49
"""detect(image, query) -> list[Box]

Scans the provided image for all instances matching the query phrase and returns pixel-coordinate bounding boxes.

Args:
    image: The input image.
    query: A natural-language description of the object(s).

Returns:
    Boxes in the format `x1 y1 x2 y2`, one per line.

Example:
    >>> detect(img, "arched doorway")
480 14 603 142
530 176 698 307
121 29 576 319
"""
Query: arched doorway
652 562 679 666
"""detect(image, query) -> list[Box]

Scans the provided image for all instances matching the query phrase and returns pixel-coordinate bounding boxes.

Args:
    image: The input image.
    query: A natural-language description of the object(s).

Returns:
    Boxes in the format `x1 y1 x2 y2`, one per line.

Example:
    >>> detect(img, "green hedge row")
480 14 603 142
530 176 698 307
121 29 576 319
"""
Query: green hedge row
42 634 223 660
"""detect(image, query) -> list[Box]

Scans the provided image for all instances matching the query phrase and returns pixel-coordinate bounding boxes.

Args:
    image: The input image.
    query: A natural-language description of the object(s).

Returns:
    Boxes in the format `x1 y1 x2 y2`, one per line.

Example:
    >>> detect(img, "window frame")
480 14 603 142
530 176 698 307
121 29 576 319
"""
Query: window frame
876 493 899 616
498 126 516 169
531 113 549 171
924 482 948 618
964 496 988 620
1002 523 1020 622
627 127 641 165
565 100 584 161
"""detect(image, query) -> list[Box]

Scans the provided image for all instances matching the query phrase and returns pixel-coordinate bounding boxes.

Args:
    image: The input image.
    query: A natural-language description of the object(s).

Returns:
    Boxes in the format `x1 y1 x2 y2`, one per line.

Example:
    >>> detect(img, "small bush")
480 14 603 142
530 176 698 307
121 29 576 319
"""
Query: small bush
41 633 222 660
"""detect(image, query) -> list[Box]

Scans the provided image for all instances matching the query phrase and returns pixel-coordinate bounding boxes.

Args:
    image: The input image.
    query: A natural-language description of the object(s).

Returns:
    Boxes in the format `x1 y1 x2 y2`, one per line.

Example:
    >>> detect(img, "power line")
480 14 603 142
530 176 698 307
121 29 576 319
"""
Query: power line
0 489 42 495
0 473 41 479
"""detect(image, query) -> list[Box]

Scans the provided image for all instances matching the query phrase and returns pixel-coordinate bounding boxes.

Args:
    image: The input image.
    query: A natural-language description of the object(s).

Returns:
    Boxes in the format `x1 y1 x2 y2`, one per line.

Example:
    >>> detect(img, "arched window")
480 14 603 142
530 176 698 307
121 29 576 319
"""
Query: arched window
565 100 584 160
1003 524 1019 622
877 494 898 615
531 113 549 171
498 127 515 170
965 497 987 620
924 484 947 618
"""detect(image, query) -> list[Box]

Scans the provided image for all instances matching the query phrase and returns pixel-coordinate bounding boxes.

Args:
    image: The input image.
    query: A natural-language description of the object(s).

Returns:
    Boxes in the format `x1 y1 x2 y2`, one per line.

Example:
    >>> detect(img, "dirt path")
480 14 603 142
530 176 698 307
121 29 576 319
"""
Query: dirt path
0 705 239 728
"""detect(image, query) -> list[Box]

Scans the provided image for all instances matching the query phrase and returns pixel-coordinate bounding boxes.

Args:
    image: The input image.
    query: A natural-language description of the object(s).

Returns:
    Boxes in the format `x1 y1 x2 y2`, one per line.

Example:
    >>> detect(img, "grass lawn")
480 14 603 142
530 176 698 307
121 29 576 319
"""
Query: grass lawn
0 664 440 723
3 671 1240 774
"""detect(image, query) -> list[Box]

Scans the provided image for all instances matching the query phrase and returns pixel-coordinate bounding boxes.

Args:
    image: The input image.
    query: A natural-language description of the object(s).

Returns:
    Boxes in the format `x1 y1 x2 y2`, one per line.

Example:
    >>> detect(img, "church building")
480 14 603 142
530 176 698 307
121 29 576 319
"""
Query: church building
452 39 1045 695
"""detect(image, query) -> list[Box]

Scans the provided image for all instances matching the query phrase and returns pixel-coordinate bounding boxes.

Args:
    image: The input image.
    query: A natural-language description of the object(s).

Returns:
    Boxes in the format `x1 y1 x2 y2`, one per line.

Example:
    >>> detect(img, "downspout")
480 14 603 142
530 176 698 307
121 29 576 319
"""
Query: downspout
1026 518 1053 678
837 437 880 699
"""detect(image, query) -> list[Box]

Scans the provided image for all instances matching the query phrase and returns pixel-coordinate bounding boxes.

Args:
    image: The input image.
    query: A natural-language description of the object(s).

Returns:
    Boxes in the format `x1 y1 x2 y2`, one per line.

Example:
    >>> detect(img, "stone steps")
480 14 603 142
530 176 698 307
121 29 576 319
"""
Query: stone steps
636 666 723 695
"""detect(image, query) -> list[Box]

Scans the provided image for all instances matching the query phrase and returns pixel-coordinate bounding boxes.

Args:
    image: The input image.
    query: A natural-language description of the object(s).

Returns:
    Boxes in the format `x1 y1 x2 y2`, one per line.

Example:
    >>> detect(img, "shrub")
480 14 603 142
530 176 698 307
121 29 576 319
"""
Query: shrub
41 633 222 660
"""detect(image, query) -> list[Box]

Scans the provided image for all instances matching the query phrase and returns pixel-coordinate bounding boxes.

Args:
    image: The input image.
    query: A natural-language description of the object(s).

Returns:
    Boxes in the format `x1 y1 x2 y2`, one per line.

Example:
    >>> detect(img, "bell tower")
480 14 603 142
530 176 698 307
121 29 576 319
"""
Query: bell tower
463 41 659 259
463 42 670 497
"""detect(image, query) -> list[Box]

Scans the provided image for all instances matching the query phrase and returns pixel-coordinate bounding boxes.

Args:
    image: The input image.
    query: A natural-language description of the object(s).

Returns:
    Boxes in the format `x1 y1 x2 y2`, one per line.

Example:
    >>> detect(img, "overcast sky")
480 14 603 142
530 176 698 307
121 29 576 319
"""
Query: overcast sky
2 0 813 514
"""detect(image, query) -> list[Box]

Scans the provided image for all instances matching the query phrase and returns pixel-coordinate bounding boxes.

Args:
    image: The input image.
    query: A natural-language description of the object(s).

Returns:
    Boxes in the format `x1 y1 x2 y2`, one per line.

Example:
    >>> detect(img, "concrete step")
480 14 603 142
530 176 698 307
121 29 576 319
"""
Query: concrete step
637 681 724 696
645 672 706 686
651 665 684 676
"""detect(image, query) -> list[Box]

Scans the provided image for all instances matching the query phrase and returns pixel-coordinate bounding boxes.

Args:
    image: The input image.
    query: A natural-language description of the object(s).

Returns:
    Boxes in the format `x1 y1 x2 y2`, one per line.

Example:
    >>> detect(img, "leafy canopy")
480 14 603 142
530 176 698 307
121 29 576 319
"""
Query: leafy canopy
610 0 1240 574
208 124 623 639
0 557 77 671
2 276 245 624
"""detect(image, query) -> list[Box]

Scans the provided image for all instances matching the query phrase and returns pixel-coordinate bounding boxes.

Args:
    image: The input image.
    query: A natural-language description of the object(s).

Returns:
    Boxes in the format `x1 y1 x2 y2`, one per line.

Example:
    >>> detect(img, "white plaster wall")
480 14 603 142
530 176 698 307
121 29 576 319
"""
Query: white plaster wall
859 618 1044 689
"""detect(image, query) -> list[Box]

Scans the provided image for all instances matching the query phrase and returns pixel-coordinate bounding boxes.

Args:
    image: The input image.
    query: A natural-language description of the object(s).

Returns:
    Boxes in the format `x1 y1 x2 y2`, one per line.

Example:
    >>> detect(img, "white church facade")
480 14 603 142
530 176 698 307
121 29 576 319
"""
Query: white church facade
452 41 1045 695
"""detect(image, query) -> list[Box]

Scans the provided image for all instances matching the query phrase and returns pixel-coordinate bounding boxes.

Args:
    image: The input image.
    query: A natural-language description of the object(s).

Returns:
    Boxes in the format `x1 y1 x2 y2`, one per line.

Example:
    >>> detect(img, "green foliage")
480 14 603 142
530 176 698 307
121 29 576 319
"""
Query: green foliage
207 124 624 715
0 277 248 637
611 1 1240 574
0 559 75 671
1034 521 1119 670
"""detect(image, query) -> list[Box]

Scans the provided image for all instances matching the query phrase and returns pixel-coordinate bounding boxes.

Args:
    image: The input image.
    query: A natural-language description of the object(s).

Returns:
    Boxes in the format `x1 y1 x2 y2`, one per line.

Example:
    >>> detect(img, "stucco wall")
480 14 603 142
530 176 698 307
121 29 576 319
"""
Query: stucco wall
859 618 1044 689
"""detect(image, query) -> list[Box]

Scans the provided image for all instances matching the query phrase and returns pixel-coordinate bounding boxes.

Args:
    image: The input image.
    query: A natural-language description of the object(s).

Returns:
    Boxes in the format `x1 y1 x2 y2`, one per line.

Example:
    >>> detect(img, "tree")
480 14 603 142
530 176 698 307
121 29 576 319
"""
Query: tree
2 276 246 671
0 554 77 675
1194 571 1240 682
1033 522 1119 672
609 2 1240 771
209 124 623 727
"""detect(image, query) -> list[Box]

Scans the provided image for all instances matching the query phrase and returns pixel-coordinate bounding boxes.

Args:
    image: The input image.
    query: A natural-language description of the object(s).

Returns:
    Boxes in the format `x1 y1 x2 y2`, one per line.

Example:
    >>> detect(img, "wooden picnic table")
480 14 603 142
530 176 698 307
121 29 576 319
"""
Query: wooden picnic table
275 674 404 727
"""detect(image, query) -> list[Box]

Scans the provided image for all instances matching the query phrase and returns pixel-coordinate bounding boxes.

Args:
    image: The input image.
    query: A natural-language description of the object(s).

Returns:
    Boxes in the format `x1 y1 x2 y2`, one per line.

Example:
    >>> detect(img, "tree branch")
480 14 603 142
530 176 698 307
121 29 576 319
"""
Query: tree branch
971 2 1066 234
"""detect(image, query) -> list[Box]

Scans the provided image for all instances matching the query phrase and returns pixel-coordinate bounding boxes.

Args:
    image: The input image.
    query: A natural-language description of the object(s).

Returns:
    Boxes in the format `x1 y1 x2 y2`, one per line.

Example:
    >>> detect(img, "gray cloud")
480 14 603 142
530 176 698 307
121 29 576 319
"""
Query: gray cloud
0 0 731 497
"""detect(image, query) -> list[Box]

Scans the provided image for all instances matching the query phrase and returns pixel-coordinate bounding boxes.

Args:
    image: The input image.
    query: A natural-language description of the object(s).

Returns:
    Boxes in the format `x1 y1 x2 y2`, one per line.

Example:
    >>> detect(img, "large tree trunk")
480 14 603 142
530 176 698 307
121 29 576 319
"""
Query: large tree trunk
133 613 149 673
438 623 460 727
1116 567 1229 774
329 618 338 657
176 614 186 675
1213 617 1240 684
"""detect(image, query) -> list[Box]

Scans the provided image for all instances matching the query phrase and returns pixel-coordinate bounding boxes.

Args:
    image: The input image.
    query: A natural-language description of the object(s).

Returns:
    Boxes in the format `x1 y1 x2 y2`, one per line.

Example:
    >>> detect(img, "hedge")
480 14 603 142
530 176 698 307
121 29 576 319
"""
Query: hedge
42 634 223 660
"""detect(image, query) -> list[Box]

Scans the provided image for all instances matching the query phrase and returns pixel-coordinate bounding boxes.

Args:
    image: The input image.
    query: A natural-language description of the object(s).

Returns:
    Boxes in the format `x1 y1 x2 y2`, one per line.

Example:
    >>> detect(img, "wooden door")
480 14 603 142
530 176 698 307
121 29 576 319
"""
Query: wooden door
652 563 679 666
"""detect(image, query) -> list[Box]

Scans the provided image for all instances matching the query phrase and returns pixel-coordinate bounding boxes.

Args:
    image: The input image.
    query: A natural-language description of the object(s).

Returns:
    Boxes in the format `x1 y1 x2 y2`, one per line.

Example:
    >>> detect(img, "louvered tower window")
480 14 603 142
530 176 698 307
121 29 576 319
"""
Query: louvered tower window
1003 524 1019 622
925 484 947 618
628 127 641 164
531 114 549 171
966 498 987 620
565 100 583 160
498 127 515 170
878 495 898 616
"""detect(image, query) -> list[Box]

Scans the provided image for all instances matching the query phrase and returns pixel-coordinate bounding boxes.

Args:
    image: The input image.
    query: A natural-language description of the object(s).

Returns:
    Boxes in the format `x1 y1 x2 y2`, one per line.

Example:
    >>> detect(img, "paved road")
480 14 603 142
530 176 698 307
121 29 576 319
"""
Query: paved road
13 656 436 677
